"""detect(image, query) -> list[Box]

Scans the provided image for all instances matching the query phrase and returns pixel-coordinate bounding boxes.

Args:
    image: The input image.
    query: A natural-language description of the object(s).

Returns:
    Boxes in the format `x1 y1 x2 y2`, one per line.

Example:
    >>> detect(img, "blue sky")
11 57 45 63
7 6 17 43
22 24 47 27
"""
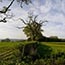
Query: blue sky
0 0 65 39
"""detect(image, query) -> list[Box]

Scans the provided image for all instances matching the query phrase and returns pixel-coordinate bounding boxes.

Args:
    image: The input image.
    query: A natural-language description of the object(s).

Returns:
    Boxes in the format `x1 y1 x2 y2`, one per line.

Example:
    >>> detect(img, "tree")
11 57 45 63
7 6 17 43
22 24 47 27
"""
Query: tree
0 0 32 22
1 38 10 42
19 15 48 41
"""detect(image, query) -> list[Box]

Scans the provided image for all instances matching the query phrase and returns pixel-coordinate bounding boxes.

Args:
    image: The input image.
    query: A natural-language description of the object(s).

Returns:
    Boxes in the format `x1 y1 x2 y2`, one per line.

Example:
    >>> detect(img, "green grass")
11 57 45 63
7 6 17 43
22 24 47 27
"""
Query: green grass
0 41 65 59
0 41 65 53
0 41 22 53
0 41 23 60
0 41 35 53
0 41 65 64
41 42 65 53
0 42 20 47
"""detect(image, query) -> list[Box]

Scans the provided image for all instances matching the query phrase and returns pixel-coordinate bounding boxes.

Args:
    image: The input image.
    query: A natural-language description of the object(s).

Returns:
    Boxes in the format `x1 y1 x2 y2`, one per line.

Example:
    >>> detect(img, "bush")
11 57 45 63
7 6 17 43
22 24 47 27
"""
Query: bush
34 59 45 65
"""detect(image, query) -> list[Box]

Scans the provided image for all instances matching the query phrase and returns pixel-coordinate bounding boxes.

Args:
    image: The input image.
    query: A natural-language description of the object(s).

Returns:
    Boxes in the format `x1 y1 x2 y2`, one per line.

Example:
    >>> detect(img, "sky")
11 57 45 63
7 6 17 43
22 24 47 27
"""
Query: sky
0 0 65 39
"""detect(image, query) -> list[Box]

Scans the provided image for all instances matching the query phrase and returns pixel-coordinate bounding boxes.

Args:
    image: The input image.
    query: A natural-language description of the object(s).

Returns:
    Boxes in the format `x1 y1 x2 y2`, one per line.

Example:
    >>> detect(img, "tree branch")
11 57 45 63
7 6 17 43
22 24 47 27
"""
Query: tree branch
39 20 48 25
34 15 38 22
0 0 15 13
20 18 27 25
16 26 25 29
0 17 7 23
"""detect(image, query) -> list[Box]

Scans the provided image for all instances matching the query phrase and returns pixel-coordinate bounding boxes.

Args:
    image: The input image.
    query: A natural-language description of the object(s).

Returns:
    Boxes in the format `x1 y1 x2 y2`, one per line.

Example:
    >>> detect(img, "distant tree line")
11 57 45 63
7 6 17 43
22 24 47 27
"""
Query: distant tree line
31 36 65 42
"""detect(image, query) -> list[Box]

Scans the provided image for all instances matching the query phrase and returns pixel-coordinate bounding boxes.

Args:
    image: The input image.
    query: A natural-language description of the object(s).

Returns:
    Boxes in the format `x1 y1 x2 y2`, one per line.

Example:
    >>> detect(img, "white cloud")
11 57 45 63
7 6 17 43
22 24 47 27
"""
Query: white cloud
40 0 52 13
42 13 65 38
0 0 65 39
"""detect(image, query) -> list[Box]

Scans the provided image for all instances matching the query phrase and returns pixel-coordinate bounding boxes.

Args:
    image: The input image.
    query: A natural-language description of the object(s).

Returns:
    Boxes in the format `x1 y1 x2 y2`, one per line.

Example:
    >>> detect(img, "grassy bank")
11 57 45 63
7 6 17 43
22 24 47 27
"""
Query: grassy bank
0 41 65 53
41 42 65 53
0 41 65 65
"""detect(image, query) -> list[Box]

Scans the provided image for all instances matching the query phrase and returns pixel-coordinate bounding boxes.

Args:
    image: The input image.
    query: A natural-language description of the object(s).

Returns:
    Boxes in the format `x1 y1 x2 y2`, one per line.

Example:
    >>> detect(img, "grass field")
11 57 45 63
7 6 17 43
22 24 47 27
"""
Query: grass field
41 42 65 53
0 41 65 64
0 41 19 53
0 41 65 54
0 41 65 53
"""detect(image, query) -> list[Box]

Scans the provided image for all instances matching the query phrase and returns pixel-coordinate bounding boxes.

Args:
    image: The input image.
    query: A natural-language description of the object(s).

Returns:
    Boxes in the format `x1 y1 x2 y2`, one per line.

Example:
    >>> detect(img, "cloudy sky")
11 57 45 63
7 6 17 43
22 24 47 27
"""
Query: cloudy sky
0 0 65 39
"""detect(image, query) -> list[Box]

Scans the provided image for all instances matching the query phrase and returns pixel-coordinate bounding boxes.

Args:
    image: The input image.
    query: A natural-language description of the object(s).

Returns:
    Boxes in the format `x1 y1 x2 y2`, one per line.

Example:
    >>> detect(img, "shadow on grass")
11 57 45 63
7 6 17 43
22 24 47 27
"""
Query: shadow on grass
37 43 52 59
17 41 52 62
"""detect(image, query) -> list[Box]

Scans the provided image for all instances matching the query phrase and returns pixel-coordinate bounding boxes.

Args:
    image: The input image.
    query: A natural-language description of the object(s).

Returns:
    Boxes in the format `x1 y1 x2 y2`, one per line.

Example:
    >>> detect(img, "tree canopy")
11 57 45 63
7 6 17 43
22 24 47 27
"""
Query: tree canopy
20 15 48 41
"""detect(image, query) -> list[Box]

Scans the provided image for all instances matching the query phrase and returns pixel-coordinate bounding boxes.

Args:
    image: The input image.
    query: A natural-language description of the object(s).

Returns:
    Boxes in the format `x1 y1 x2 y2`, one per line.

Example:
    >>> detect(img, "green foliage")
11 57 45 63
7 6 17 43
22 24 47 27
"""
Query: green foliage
37 43 52 58
17 41 53 63
34 59 45 65
23 15 45 41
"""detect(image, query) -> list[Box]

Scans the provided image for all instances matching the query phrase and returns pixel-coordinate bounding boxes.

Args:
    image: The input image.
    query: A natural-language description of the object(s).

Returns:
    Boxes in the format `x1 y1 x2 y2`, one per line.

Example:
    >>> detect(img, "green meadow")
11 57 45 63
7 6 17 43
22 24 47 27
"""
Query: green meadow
0 42 65 51
0 41 65 54
41 42 65 53
0 41 65 65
